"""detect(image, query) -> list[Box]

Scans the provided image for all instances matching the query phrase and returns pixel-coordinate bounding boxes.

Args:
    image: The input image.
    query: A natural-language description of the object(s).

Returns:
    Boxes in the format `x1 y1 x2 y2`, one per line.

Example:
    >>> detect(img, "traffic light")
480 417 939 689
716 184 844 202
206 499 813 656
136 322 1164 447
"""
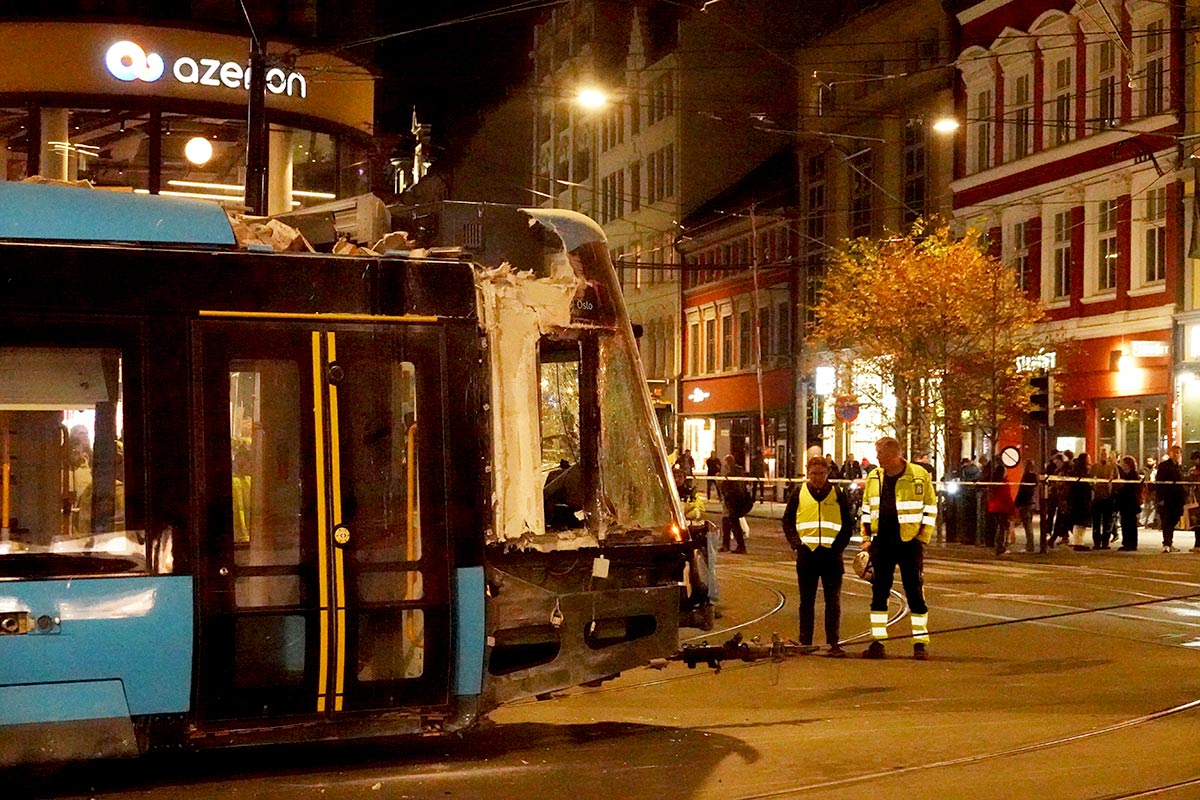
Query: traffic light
1028 373 1054 426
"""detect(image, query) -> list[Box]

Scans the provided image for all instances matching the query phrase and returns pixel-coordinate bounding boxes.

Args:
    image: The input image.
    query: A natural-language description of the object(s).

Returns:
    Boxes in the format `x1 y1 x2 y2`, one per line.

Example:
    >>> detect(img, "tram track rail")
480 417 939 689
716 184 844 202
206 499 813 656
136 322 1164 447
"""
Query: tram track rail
513 551 1200 799
704 556 1200 799
728 697 1200 799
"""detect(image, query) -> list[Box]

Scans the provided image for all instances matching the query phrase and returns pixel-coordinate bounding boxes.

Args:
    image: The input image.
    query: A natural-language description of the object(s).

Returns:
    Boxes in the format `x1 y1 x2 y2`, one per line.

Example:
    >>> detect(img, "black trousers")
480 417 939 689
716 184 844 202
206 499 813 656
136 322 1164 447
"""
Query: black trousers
1159 505 1181 547
870 537 928 615
720 514 745 550
1118 504 1139 549
796 546 843 646
1092 496 1114 548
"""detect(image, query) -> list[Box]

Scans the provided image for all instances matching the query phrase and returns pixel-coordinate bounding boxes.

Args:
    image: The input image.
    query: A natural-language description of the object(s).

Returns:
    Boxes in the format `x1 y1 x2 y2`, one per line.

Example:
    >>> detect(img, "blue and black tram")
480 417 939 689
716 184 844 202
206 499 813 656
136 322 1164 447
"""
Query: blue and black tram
0 183 700 765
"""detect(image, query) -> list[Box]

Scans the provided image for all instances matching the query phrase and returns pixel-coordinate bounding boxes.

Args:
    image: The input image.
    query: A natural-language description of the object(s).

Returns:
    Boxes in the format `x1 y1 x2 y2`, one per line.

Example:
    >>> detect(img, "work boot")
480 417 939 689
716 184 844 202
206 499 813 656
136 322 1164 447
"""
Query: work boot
913 643 928 661
863 640 886 659
826 644 846 658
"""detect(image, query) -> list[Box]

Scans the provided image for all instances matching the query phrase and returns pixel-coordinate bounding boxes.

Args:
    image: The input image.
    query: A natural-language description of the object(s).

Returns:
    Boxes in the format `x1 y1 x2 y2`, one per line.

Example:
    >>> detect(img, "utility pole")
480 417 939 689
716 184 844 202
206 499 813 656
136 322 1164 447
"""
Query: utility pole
240 1 268 215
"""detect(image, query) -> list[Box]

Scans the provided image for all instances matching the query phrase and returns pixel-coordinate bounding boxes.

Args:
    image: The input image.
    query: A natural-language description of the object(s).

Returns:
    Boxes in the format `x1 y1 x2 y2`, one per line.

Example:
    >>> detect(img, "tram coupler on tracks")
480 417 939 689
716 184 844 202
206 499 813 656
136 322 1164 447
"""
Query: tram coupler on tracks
669 633 819 672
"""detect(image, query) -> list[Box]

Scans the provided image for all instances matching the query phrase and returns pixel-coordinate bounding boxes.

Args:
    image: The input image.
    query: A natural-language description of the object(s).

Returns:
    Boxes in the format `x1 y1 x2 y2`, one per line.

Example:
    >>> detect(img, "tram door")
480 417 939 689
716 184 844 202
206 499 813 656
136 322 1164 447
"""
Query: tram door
195 321 450 723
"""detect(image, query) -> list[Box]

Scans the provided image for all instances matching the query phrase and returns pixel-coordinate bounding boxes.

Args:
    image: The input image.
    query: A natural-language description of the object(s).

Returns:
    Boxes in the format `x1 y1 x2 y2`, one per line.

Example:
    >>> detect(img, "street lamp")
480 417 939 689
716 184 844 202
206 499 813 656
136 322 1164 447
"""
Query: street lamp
932 116 960 134
575 87 609 111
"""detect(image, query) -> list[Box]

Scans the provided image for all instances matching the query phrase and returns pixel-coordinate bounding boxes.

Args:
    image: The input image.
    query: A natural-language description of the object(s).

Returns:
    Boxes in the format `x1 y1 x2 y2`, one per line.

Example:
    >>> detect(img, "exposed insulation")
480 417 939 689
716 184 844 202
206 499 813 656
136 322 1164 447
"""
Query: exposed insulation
475 255 582 545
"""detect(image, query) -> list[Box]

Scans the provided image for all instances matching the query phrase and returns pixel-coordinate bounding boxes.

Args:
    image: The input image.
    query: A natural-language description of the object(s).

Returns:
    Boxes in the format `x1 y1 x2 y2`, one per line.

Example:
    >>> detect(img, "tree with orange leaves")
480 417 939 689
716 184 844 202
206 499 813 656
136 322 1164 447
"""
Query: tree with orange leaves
810 221 1056 465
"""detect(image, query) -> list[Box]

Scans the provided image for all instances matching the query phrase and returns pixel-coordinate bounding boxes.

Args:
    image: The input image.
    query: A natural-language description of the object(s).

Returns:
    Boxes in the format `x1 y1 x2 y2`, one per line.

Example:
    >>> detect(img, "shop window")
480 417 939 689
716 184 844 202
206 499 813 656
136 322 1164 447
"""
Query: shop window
1050 58 1073 146
1141 19 1167 117
902 120 926 226
849 149 873 238
739 310 752 369
721 313 734 371
1052 210 1072 300
973 89 994 172
1144 188 1167 284
704 319 717 373
688 323 700 376
1096 40 1119 129
1010 73 1033 160
1096 199 1118 292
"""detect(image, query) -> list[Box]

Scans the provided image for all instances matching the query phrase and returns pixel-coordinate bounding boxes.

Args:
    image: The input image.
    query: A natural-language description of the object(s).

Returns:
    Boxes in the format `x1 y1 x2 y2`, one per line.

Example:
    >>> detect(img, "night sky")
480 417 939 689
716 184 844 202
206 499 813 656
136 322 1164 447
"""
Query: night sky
373 3 543 162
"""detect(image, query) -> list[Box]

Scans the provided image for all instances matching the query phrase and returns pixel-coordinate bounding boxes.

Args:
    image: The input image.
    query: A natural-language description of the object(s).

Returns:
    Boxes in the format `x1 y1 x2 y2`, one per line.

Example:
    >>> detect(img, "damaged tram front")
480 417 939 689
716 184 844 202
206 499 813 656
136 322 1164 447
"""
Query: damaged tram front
0 185 700 766
460 206 696 706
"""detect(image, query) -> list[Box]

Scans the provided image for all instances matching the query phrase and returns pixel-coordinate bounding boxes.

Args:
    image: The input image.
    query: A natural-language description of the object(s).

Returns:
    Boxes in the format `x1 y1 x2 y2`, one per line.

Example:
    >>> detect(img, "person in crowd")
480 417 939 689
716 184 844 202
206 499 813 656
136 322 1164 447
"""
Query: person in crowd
1050 455 1074 548
1067 452 1093 551
1040 453 1064 549
782 454 855 657
705 451 722 500
1140 456 1159 528
860 437 936 660
1015 459 1038 553
914 453 936 476
674 450 696 499
1188 451 1200 552
1115 455 1141 551
1089 448 1118 550
825 453 841 480
841 453 863 480
958 456 982 545
1155 445 1185 553
750 448 767 501
985 455 1015 556
719 454 750 554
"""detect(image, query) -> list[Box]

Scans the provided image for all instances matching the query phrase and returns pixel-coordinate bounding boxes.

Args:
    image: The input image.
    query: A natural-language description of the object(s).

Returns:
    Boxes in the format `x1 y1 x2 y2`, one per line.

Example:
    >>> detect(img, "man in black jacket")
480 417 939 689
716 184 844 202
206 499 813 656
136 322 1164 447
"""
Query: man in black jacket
1156 445 1185 553
782 454 855 656
719 454 750 553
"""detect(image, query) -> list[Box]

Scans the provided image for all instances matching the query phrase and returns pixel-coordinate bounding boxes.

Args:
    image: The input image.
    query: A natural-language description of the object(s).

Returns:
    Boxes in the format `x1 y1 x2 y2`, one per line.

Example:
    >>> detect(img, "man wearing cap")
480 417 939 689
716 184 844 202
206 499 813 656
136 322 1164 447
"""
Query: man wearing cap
782 454 855 657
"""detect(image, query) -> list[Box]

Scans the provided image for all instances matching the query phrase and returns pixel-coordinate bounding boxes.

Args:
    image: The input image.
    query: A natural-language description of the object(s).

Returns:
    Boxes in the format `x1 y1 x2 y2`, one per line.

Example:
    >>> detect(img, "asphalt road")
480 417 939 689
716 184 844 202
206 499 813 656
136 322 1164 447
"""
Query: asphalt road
16 516 1200 799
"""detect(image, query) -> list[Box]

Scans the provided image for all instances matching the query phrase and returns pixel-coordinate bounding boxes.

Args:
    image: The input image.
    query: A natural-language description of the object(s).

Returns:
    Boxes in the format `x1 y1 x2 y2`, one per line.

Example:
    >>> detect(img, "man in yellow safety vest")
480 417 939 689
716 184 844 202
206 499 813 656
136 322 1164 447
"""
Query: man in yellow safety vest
782 454 855 657
861 436 937 660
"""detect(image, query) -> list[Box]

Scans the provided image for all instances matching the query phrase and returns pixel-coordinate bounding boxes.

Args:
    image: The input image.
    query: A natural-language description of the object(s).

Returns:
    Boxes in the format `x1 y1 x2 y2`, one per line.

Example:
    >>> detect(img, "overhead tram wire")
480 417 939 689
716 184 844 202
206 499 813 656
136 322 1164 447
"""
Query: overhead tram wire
282 0 569 57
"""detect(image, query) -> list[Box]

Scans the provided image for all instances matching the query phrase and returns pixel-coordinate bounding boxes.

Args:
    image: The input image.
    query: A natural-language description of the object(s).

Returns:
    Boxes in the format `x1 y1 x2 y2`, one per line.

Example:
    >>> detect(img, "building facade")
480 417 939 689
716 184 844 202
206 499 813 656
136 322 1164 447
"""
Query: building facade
790 0 958 468
947 0 1185 464
530 1 807 451
676 149 800 480
0 4 376 213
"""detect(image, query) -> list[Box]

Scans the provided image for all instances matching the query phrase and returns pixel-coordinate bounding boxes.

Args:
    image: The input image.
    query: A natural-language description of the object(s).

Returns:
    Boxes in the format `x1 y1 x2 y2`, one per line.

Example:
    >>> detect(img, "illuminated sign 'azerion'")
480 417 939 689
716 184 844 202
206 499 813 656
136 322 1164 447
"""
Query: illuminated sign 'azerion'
105 40 307 99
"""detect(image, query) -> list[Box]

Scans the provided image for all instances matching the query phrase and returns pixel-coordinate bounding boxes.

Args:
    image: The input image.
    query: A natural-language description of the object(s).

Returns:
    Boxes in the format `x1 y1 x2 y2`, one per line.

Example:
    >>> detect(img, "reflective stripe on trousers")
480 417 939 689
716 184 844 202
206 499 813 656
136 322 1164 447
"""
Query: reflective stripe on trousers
911 612 929 644
870 610 889 641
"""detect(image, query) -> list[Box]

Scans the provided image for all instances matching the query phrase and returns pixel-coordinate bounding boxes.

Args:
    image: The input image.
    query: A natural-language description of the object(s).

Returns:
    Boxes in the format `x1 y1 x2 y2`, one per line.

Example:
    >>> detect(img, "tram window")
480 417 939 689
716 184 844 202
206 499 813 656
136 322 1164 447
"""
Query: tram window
229 362 302 569
345 359 422 568
357 609 424 681
539 343 584 531
233 614 306 688
0 347 142 575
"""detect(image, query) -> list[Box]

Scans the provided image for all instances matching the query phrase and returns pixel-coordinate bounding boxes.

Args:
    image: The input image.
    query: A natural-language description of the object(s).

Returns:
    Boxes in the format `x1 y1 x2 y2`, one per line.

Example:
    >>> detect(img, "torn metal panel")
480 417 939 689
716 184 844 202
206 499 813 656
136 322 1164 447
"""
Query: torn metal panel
475 258 583 545
481 569 680 708
474 207 683 551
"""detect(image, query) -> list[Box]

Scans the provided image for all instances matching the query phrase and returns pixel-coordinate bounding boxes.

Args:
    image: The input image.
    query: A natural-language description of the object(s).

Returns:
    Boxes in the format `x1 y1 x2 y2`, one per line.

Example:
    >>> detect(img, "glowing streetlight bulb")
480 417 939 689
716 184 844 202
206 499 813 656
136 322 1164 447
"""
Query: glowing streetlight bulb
575 87 608 110
184 136 213 165
932 117 961 134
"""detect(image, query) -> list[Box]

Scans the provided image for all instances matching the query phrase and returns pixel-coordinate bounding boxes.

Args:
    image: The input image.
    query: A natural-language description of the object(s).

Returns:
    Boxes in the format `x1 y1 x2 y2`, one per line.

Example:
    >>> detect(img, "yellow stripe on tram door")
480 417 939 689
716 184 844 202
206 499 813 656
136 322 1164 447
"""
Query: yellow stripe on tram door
312 332 330 714
327 332 348 712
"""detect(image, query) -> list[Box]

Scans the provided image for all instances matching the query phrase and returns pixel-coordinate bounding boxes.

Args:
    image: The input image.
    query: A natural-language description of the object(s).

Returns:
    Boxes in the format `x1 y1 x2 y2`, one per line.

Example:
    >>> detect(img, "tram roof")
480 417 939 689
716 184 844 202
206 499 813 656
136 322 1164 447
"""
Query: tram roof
0 182 237 248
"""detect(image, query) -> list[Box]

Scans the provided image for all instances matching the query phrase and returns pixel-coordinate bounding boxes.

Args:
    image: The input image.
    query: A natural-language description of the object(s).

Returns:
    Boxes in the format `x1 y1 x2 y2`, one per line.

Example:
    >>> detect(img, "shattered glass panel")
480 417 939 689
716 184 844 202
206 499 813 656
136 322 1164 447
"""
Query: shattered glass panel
597 334 674 534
